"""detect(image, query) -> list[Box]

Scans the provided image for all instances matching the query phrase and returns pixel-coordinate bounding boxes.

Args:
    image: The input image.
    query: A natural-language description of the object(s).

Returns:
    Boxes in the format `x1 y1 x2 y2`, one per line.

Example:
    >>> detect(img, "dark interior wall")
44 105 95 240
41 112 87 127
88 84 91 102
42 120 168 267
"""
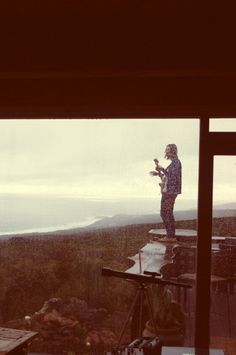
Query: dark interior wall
0 1 200 72
0 1 234 72
0 1 236 117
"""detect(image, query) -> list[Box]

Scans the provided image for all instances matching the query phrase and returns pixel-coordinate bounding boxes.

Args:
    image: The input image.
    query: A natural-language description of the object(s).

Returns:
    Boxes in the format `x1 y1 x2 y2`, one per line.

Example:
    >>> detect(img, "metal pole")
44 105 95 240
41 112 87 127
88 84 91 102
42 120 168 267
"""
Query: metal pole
116 290 140 348
139 249 142 274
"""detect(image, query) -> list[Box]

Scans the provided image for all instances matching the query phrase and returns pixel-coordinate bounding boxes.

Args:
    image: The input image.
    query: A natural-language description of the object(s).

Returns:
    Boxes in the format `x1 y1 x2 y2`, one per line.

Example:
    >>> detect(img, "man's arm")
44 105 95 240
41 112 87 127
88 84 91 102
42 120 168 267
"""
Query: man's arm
149 170 165 178
149 170 159 176
150 158 166 177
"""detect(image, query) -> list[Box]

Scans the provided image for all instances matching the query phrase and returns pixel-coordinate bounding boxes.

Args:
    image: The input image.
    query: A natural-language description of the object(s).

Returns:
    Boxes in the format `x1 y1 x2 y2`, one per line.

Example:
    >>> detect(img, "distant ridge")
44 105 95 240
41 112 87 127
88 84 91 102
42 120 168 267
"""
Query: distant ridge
87 208 236 229
214 202 236 210
0 202 235 238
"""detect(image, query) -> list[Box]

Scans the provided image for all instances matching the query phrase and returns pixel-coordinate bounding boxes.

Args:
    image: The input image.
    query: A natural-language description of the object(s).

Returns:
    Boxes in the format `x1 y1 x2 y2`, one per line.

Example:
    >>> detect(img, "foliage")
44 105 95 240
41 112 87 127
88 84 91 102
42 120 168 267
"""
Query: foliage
0 216 235 324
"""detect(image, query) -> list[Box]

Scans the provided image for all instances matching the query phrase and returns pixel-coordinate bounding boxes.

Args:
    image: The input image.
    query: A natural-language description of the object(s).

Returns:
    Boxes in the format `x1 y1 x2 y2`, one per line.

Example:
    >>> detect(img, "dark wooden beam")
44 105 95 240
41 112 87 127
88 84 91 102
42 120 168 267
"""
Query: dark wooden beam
195 117 214 348
0 73 236 118
209 132 236 155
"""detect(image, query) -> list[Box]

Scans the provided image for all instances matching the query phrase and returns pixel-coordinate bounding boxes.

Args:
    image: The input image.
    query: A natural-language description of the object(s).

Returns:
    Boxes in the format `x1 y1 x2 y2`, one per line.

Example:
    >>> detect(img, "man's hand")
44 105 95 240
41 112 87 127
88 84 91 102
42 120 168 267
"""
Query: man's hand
149 170 159 176
155 164 164 171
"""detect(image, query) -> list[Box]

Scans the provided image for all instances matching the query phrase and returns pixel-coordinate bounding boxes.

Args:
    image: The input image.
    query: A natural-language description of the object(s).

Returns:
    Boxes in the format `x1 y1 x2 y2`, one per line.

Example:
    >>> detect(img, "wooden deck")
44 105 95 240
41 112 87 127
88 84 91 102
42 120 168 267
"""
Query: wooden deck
126 229 236 355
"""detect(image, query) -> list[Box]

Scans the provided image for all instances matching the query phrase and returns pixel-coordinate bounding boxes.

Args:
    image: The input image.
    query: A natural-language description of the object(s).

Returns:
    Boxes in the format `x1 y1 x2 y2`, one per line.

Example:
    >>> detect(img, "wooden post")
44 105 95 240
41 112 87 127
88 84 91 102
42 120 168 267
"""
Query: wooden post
195 117 214 348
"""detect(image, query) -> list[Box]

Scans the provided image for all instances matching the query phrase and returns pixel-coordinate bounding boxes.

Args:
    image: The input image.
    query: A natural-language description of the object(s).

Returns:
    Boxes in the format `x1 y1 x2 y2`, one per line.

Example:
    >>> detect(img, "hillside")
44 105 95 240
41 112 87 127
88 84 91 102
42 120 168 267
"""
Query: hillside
0 216 235 321
86 208 236 230
0 216 235 353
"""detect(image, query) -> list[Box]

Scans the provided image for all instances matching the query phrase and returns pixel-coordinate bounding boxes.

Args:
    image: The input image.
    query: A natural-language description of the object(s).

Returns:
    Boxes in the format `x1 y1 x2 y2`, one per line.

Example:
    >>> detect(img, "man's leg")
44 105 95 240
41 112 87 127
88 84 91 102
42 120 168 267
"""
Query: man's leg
160 193 168 233
160 193 177 238
167 194 177 238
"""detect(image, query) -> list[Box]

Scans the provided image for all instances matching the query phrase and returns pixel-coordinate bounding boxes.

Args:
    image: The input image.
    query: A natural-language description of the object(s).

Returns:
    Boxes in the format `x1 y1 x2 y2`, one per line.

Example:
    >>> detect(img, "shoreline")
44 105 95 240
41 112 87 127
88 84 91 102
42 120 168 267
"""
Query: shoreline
0 217 104 238
1 211 236 239
0 214 235 242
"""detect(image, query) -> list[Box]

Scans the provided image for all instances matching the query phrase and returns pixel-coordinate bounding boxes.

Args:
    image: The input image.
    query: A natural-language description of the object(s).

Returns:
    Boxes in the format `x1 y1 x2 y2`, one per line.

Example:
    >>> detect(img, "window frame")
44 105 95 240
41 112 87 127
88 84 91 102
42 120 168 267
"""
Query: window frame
1 115 235 349
195 116 236 347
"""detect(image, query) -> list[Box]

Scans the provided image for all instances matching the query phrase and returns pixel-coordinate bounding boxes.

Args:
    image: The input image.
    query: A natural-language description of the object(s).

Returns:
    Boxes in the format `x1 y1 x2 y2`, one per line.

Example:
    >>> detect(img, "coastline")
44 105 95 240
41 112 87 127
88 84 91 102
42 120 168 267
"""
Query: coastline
0 216 103 238
0 197 234 239
0 213 235 242
0 208 236 240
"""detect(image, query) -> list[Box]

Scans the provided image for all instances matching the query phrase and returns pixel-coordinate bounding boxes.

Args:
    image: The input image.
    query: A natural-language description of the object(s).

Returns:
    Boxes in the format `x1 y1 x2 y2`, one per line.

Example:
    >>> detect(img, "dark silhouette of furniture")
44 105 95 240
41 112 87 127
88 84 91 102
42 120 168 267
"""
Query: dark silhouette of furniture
0 328 37 355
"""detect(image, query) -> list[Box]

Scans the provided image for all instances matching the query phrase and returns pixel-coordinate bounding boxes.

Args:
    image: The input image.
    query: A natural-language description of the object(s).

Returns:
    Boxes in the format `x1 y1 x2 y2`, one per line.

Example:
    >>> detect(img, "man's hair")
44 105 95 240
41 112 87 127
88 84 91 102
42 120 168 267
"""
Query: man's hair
166 144 178 158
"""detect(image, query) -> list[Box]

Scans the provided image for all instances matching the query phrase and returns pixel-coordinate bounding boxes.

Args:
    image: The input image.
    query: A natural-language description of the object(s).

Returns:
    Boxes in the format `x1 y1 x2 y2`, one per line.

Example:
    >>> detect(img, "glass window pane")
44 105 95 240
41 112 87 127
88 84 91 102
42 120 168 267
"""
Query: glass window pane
0 118 199 353
210 155 236 355
210 118 236 132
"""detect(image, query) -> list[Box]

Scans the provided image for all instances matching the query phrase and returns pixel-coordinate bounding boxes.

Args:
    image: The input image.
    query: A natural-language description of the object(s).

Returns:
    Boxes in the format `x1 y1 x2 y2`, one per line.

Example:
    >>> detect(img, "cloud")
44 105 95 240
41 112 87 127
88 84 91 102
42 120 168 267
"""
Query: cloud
0 118 215 201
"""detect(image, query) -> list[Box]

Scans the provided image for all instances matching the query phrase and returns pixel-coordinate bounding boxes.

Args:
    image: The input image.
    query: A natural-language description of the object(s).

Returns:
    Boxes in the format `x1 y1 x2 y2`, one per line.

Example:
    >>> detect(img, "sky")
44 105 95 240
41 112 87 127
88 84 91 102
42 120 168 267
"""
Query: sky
0 118 235 208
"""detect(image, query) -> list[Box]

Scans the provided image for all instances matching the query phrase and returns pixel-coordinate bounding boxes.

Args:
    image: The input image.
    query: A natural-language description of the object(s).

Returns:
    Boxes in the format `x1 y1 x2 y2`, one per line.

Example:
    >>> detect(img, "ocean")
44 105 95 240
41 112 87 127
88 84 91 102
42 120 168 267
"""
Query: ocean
0 194 197 236
0 194 156 235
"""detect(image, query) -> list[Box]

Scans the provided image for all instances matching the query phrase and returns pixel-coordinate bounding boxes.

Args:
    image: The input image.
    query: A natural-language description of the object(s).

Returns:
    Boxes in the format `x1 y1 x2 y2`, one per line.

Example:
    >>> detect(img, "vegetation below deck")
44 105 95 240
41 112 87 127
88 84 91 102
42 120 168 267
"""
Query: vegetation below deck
0 217 235 324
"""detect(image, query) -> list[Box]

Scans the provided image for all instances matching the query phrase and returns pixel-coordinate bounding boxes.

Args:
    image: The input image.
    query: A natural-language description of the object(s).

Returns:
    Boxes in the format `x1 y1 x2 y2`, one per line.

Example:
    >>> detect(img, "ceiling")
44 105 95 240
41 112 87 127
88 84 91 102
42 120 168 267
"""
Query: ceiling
0 1 236 117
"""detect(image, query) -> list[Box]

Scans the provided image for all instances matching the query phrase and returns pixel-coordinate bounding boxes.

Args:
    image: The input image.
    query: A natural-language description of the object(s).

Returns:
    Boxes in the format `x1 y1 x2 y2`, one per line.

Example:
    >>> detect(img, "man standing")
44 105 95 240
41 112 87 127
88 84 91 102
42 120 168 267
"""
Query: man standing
150 144 182 242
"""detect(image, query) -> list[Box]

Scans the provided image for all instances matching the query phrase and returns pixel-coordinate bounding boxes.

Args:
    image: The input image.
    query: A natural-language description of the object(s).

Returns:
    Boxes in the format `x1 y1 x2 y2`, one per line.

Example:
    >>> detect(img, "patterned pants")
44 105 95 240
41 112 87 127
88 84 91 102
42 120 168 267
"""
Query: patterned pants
160 193 177 238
